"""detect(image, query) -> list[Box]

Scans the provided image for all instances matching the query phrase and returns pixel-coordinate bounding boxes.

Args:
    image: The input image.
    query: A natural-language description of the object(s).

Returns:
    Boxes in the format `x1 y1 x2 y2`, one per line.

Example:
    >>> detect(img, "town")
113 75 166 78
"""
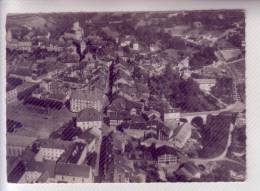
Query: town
6 10 246 183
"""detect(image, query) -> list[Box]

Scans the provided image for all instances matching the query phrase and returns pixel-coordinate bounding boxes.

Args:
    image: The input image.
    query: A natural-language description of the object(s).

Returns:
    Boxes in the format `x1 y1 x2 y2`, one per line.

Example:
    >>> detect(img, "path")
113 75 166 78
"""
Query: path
188 123 244 167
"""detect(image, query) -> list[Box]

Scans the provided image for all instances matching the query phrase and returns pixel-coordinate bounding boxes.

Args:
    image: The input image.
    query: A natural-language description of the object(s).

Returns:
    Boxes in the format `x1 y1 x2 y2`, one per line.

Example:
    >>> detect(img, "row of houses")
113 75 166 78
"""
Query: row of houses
7 129 98 183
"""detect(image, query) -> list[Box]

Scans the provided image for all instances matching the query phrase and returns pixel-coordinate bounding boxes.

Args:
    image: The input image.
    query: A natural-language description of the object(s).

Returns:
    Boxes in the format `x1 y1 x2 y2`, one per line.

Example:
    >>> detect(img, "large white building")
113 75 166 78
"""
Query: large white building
70 88 104 113
194 79 216 93
154 146 179 167
172 122 193 148
35 139 72 162
18 161 44 183
164 108 181 123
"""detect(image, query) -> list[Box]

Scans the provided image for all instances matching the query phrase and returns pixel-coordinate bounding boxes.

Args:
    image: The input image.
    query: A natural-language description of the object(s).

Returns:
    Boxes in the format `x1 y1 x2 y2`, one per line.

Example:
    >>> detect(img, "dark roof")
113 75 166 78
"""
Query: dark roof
55 163 91 178
109 111 130 120
108 96 127 111
37 171 50 183
25 161 45 172
23 97 64 110
6 77 23 91
39 139 72 150
180 162 200 176
153 145 178 158
135 82 150 94
146 120 162 127
129 122 146 130
7 160 25 183
77 108 102 122
11 68 32 77
58 143 85 164
78 130 96 144
126 100 144 111
20 147 37 162
130 115 146 123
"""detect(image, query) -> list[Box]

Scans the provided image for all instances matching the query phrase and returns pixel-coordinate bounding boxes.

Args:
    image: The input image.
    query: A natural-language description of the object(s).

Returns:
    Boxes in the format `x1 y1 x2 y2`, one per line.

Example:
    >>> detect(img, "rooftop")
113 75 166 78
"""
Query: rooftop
194 78 216 84
77 108 102 122
39 139 73 150
71 87 103 101
24 161 45 173
153 145 179 158
78 130 97 144
55 163 91 178
16 81 38 92
6 134 37 147
109 111 130 120
219 49 242 61
57 142 85 164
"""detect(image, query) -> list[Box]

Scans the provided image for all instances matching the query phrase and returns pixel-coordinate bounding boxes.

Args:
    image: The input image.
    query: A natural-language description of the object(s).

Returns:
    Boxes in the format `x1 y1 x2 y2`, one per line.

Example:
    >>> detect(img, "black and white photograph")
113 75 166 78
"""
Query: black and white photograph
4 9 247 183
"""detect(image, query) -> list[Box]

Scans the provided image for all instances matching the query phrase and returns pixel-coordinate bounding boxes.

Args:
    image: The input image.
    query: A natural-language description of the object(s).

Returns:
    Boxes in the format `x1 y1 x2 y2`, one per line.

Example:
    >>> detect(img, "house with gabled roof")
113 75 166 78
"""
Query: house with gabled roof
54 163 94 183
76 108 103 131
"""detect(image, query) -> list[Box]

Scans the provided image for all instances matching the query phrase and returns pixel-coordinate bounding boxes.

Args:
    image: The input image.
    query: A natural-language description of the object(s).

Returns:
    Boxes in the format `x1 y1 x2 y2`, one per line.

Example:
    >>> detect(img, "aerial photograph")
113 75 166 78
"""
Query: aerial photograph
6 10 246 183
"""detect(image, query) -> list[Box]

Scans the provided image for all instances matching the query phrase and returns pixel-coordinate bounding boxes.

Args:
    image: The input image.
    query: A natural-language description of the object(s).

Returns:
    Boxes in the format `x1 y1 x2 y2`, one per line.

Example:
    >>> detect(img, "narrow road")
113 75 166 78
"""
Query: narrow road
181 101 245 117
205 91 228 107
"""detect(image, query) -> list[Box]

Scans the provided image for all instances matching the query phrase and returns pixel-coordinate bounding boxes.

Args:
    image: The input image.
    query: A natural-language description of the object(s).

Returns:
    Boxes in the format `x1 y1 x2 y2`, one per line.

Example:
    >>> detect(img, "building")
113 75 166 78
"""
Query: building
113 156 134 183
6 119 23 132
6 29 12 42
16 82 39 100
77 130 97 153
219 48 242 62
80 40 86 54
132 42 139 51
172 122 193 148
35 139 73 162
108 111 129 128
158 120 178 141
135 82 150 101
119 35 132 47
112 131 127 154
194 79 216 93
76 108 103 131
72 21 84 41
177 162 201 180
144 110 161 120
18 161 44 183
178 57 190 70
116 84 137 101
124 122 148 139
6 77 23 103
7 40 32 52
70 88 104 112
164 108 181 123
149 43 161 52
235 112 246 127
7 159 26 183
40 79 52 92
6 134 37 157
230 170 246 181
46 44 63 52
54 163 94 183
153 145 179 167
49 80 71 96
6 86 18 103
107 96 127 113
